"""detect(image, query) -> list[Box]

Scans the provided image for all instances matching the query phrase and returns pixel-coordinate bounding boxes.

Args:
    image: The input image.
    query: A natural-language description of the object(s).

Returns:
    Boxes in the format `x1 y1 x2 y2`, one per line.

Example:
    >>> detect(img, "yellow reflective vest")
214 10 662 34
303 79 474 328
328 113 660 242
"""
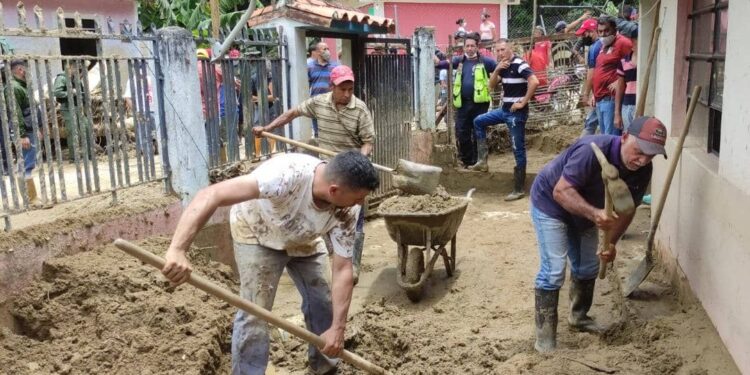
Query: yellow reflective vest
453 59 492 108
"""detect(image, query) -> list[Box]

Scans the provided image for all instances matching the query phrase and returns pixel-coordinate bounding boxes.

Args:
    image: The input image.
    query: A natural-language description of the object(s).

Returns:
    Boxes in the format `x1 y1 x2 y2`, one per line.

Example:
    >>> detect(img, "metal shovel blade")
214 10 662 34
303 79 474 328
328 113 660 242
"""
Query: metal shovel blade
391 159 443 195
623 253 654 297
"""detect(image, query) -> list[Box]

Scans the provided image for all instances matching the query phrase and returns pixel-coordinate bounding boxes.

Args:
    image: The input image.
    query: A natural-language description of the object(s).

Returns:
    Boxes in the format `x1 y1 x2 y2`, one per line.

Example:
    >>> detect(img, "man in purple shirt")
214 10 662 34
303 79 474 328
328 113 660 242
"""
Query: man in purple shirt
529 117 668 352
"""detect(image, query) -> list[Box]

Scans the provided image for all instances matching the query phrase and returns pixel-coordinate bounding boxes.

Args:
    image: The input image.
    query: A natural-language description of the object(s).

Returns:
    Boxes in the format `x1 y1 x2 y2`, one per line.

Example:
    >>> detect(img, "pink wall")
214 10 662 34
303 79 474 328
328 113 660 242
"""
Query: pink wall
381 2 501 50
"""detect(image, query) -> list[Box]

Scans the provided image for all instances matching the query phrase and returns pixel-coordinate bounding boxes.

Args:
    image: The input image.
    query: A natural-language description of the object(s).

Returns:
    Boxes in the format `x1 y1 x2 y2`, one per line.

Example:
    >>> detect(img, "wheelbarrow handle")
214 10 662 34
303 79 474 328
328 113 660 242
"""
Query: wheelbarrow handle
113 239 392 375
260 132 395 173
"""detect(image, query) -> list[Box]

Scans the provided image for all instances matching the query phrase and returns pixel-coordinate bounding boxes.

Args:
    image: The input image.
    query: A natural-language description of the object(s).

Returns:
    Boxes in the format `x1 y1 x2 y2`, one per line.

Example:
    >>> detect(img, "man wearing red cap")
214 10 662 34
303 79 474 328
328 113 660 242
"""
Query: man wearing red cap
255 64 375 284
528 117 667 352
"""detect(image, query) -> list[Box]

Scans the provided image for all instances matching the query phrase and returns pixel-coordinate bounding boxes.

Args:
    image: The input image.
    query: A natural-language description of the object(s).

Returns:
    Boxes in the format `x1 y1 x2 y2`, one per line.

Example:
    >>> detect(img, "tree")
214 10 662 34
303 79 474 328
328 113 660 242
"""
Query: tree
138 0 265 32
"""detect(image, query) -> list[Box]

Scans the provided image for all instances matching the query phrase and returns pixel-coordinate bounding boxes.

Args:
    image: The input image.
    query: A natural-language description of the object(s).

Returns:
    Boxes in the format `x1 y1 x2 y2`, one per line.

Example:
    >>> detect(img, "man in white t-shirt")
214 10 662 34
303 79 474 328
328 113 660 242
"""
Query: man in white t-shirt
162 151 380 375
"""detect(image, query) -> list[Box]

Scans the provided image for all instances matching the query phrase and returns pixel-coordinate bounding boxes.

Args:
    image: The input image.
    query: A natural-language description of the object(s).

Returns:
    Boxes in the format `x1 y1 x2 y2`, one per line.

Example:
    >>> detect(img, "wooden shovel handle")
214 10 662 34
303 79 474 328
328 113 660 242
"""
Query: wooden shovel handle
113 239 391 375
590 143 615 279
260 131 395 173
598 188 614 279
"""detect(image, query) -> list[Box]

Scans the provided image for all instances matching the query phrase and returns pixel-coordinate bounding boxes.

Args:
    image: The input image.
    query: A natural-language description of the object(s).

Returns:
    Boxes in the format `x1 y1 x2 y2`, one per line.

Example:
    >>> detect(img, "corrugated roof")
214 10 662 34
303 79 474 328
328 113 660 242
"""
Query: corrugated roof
248 0 396 34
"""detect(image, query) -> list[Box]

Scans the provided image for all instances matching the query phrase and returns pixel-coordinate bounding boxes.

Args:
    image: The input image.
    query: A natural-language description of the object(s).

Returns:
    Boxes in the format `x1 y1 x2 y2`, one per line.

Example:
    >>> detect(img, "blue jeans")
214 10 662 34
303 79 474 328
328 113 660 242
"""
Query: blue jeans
455 101 489 166
474 108 528 168
621 104 636 133
0 126 37 177
596 97 620 136
232 243 338 375
531 204 599 290
582 107 599 135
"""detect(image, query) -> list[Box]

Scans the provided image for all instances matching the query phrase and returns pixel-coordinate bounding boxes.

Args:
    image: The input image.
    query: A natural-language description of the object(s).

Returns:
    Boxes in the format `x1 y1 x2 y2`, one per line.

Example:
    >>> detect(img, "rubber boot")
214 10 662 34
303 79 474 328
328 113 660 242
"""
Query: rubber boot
568 277 604 333
469 140 489 172
504 166 526 201
23 178 40 205
534 288 559 353
352 232 365 285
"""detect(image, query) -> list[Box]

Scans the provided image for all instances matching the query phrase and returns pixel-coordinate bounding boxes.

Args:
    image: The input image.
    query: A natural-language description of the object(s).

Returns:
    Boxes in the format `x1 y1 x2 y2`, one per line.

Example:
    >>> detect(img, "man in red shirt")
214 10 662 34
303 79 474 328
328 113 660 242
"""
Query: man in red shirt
591 16 632 135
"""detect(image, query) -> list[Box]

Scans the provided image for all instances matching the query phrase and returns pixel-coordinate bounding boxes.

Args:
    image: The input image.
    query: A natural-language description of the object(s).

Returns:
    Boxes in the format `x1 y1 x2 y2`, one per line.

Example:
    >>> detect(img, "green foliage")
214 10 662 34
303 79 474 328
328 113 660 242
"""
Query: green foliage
138 0 265 32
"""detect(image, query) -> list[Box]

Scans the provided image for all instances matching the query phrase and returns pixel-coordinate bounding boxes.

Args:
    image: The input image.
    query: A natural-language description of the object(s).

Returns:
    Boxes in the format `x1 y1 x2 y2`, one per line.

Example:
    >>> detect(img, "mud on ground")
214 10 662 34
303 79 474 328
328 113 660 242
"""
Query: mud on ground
0 182 177 244
0 237 237 375
269 194 739 375
0 121 740 374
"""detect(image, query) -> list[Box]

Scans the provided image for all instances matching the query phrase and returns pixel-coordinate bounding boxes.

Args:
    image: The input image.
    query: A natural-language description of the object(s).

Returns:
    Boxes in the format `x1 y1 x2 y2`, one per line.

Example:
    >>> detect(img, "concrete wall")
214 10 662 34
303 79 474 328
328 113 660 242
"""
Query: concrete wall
2 0 139 58
643 0 750 372
2 0 147 95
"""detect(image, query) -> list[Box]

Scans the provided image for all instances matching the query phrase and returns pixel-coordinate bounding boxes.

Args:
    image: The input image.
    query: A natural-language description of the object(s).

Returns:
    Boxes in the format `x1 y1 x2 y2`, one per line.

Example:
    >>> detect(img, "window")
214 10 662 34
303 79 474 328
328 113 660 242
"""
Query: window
687 0 727 155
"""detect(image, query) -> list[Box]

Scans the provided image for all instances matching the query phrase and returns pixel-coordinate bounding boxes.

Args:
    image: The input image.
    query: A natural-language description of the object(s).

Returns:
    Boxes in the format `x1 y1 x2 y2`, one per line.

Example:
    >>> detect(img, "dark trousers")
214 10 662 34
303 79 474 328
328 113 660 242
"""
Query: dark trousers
455 101 489 166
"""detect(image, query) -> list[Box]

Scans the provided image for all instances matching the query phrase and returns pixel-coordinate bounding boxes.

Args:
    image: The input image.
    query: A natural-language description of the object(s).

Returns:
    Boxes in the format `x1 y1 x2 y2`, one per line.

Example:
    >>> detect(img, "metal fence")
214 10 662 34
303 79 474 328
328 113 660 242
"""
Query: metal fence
0 4 167 228
507 1 615 39
194 27 289 172
357 39 414 202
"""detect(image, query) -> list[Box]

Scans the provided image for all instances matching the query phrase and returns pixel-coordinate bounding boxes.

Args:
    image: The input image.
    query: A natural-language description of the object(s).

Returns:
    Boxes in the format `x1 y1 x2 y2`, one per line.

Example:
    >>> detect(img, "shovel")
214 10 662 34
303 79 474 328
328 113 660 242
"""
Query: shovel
113 239 392 375
590 143 636 279
259 131 442 195
623 85 701 297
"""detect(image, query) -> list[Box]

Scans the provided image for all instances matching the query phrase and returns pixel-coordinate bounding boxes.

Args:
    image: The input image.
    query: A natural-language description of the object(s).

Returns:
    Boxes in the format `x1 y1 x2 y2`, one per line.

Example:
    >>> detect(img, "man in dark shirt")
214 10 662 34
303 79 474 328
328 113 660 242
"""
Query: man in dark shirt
529 117 668 352
435 32 497 167
307 42 338 138
472 40 539 201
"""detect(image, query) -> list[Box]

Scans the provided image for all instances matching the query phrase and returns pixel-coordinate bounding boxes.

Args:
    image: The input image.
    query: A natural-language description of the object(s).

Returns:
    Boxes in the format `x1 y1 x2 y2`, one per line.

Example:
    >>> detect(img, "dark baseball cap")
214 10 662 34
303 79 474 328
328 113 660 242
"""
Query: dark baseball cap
627 116 668 157
10 59 27 68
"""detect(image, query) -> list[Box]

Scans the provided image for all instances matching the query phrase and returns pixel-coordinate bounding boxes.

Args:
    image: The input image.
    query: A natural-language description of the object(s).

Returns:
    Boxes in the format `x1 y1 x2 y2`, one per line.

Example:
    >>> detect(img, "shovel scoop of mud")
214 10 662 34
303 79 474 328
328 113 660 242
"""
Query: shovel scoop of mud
391 159 443 195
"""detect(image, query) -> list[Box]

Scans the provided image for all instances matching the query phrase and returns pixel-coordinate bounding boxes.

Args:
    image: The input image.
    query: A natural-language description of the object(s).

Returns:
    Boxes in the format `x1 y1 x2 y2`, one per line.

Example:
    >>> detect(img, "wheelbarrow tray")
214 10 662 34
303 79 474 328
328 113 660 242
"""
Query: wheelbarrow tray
380 198 470 247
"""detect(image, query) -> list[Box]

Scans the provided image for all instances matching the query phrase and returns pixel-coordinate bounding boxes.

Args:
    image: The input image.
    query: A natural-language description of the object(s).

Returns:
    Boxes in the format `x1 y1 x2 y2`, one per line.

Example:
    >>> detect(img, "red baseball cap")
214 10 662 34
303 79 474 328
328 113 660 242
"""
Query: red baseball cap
576 19 598 36
330 65 355 85
627 116 668 157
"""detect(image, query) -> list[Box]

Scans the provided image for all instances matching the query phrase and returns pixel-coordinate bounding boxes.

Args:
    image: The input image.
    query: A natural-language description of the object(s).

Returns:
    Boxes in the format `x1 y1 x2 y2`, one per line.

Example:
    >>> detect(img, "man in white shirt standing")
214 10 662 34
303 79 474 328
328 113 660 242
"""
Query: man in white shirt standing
161 151 380 375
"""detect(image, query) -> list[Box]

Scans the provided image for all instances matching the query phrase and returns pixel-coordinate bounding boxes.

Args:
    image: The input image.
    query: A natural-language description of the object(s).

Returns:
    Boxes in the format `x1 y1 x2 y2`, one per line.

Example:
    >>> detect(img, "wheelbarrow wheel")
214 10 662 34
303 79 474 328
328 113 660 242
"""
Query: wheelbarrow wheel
405 247 425 302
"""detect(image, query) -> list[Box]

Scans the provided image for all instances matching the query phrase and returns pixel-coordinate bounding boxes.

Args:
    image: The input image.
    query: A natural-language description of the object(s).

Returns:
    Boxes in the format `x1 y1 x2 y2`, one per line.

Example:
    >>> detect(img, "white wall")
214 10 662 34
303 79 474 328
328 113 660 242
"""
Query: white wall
645 0 750 373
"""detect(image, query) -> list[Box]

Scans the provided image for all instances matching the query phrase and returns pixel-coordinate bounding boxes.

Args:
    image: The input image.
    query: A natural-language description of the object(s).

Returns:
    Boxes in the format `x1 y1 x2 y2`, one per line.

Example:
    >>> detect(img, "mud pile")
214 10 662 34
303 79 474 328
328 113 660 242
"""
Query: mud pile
379 187 464 215
0 238 236 375
327 300 688 375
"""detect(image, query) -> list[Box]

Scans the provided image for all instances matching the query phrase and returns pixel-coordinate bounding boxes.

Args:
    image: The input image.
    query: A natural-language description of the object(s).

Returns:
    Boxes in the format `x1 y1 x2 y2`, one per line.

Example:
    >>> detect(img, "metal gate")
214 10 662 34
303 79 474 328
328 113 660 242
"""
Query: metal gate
0 6 168 228
194 27 290 173
356 38 414 201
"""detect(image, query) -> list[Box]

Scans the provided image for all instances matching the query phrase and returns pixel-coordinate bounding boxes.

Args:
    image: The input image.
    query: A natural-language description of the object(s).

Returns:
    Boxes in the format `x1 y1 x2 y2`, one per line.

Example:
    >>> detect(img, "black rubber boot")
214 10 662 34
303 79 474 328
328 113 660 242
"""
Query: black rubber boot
568 277 603 333
534 288 559 353
504 166 526 201
351 232 365 285
469 140 489 172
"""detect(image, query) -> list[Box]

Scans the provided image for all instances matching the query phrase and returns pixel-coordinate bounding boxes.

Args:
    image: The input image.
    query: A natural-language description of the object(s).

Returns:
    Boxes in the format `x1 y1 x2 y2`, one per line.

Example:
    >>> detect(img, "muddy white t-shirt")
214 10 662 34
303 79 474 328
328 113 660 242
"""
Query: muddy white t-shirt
230 154 359 258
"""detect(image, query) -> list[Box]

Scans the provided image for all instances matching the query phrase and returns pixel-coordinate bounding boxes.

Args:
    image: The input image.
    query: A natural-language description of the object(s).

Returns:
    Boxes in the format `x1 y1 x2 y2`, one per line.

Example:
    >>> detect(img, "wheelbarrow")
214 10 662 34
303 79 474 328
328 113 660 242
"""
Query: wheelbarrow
379 190 473 302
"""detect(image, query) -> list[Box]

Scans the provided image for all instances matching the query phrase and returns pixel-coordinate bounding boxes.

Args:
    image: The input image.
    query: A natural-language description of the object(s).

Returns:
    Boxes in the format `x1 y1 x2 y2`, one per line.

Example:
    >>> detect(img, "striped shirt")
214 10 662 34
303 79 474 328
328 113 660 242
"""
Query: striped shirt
499 55 534 112
307 60 339 96
297 92 375 153
617 57 637 106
